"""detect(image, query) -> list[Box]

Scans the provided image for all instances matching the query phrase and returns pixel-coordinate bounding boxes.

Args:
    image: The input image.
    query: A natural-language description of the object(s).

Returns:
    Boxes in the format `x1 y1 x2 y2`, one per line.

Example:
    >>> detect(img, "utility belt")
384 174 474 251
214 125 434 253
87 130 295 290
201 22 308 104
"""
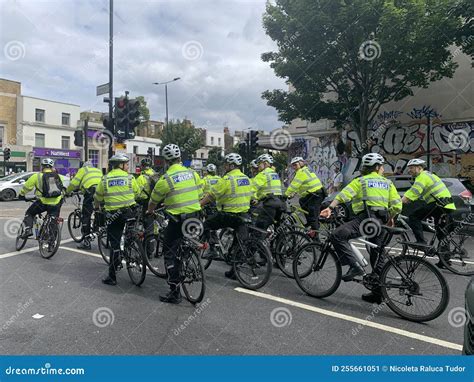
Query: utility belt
357 207 389 223
305 188 326 198
167 211 200 223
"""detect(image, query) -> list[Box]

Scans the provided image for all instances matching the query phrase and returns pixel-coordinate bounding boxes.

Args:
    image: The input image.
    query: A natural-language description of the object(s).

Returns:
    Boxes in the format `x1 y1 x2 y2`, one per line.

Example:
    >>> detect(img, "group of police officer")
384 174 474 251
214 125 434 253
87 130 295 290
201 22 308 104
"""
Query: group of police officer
18 147 455 306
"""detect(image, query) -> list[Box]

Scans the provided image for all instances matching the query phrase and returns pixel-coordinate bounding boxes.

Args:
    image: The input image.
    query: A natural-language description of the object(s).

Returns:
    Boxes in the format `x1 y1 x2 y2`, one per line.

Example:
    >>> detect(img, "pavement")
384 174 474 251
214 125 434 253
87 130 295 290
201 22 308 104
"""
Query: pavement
0 199 471 355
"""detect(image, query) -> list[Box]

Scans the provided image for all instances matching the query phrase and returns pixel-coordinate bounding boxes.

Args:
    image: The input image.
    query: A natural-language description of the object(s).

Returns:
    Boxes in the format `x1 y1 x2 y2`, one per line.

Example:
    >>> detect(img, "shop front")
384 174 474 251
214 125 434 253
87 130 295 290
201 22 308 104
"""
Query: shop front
32 147 81 177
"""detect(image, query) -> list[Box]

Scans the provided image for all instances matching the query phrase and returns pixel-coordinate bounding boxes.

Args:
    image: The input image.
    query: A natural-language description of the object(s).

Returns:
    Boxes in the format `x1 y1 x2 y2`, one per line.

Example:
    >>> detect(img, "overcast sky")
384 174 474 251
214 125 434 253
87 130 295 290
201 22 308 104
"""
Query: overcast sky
0 0 287 132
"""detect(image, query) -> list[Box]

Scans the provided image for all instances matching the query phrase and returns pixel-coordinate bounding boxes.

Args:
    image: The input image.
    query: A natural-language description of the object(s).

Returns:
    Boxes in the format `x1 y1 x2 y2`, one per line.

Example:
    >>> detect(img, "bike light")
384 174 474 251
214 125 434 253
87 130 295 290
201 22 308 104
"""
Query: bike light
201 242 209 250
460 190 472 203
57 217 64 223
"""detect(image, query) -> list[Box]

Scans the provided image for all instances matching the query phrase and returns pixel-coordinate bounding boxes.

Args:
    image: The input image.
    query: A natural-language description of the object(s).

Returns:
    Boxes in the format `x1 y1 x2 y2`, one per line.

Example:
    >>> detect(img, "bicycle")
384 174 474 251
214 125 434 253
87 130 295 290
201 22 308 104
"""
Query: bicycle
142 207 168 278
292 213 450 322
67 191 105 243
202 215 273 290
16 198 64 259
97 208 147 286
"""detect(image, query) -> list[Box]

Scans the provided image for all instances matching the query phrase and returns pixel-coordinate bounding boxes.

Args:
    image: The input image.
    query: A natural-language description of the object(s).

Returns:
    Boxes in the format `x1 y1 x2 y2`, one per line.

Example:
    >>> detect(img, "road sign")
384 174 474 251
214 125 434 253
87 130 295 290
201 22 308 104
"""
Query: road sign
114 142 126 152
96 83 110 96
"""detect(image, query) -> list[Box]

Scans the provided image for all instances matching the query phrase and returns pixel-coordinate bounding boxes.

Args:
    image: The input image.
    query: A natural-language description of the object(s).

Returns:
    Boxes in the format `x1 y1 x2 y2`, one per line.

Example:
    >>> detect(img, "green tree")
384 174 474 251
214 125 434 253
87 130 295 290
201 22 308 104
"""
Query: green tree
158 119 204 161
207 147 224 172
136 96 150 130
452 0 473 61
272 151 288 175
262 0 464 150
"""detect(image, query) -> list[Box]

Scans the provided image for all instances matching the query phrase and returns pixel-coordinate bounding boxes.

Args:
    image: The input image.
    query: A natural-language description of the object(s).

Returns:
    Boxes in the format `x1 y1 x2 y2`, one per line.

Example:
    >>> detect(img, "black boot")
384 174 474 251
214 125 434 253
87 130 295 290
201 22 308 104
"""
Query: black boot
361 292 383 304
159 288 182 304
342 264 365 281
102 276 117 286
77 240 91 250
225 268 237 280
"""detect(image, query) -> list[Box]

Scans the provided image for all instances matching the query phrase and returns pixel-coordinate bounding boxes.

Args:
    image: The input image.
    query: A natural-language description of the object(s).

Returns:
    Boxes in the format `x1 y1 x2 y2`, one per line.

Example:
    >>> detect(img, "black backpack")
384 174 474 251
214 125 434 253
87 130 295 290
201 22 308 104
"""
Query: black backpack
42 172 63 198
144 173 161 196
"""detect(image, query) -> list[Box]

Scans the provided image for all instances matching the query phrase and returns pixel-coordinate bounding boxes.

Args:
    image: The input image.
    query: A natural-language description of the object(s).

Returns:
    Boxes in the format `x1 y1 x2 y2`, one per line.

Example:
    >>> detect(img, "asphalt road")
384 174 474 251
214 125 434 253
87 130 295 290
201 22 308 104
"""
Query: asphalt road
0 199 471 355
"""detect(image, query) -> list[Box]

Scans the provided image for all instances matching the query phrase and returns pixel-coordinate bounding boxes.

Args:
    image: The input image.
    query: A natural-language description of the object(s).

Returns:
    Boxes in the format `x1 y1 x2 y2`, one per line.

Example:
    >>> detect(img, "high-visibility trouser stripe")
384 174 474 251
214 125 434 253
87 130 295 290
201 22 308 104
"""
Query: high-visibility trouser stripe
166 199 201 209
167 185 200 197
105 190 134 197
105 198 135 207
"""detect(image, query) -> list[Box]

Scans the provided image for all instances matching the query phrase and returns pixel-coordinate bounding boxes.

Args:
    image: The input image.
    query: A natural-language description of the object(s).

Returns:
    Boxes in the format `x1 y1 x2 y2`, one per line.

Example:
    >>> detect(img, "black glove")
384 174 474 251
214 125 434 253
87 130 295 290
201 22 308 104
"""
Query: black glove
18 194 25 201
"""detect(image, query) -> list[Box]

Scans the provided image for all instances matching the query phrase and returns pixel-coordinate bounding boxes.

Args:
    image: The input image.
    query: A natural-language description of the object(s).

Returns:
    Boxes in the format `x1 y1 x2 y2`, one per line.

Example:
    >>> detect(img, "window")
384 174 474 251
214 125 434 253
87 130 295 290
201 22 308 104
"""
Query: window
133 146 138 154
61 136 70 149
0 126 4 147
218 137 222 146
35 109 45 122
35 133 45 147
62 113 70 126
211 136 214 145
200 152 204 159
88 149 99 168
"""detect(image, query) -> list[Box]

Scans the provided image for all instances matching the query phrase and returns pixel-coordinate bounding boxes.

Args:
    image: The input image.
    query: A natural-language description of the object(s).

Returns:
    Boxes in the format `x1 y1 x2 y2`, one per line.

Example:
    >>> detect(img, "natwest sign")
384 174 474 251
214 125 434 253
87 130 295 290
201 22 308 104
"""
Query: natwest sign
33 147 81 158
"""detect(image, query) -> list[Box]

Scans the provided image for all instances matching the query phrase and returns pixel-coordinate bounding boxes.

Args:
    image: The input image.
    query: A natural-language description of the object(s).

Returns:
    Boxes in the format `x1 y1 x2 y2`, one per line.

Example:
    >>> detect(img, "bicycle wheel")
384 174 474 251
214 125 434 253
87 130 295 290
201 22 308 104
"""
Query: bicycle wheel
98 230 110 264
293 243 342 298
15 221 28 251
181 247 206 304
126 238 147 286
144 235 166 278
438 233 474 276
233 239 272 290
380 254 449 322
39 219 61 259
67 210 83 242
274 230 311 278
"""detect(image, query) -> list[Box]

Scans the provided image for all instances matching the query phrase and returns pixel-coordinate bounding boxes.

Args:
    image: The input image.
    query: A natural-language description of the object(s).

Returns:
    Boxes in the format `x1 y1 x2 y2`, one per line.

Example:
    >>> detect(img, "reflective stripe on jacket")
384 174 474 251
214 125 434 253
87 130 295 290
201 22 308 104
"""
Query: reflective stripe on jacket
404 171 456 210
211 168 252 213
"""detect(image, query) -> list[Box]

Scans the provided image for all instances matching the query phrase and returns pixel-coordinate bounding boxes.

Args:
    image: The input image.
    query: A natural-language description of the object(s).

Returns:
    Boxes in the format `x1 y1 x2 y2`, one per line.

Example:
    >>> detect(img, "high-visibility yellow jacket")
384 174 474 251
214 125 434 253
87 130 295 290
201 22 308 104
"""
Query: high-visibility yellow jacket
253 167 282 200
66 166 102 194
94 169 140 211
203 174 221 194
285 165 322 197
404 170 456 209
136 168 156 201
335 172 402 216
20 169 64 205
211 169 253 213
150 163 202 215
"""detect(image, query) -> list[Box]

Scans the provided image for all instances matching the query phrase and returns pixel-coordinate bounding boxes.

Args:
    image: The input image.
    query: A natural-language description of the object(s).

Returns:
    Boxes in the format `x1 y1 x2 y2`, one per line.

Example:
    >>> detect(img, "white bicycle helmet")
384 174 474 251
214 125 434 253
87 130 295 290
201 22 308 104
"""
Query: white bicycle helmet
206 163 217 173
361 153 385 167
250 159 259 169
82 160 93 167
224 153 242 166
257 153 273 164
109 153 129 163
162 144 181 160
407 158 426 167
290 156 304 165
41 158 55 167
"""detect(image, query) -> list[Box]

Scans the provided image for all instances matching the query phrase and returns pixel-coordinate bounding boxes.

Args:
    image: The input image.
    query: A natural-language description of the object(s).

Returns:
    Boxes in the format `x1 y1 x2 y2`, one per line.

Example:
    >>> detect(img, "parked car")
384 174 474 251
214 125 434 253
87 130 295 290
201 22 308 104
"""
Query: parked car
322 175 472 222
463 277 474 355
0 172 70 201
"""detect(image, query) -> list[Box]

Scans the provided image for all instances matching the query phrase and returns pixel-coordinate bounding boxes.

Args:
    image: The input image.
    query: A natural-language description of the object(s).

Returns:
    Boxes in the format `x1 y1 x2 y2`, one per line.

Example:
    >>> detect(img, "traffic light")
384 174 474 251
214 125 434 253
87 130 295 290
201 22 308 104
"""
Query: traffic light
114 96 128 140
3 148 11 161
102 115 114 132
249 130 259 154
74 130 83 147
126 98 140 139
147 147 153 157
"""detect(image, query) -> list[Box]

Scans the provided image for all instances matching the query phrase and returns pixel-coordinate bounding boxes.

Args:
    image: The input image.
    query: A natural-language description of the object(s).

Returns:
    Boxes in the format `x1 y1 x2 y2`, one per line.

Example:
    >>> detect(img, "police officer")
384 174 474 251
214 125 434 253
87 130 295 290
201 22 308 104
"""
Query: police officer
146 144 202 304
250 159 259 178
136 158 157 250
402 158 456 267
252 153 284 232
202 163 220 194
320 153 402 304
285 157 325 239
19 158 64 236
66 160 103 249
200 153 253 279
94 154 140 286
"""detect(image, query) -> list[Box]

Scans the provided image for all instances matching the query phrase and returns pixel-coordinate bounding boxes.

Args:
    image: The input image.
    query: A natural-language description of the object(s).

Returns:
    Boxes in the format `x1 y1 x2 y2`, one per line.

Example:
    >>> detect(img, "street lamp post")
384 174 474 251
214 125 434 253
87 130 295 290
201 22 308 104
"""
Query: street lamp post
153 77 181 129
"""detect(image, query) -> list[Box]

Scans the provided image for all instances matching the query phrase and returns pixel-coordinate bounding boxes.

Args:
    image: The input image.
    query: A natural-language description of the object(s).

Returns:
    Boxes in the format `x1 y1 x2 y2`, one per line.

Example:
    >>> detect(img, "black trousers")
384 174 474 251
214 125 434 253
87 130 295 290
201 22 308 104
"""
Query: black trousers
255 196 285 232
405 201 450 244
138 199 154 239
203 211 249 244
299 191 324 230
162 212 200 290
24 200 62 229
330 214 387 272
82 187 95 237
106 208 132 280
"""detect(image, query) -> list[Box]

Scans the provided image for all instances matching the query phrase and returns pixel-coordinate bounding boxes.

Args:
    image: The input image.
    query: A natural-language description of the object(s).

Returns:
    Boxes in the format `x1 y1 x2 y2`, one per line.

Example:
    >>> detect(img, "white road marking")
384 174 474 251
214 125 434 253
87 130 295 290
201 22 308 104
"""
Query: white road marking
59 246 102 259
235 287 463 352
0 238 75 259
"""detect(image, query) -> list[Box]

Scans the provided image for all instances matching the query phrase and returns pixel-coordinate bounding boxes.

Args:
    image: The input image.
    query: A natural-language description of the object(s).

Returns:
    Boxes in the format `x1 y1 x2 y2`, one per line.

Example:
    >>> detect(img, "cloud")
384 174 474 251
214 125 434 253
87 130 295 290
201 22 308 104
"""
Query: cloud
0 0 286 131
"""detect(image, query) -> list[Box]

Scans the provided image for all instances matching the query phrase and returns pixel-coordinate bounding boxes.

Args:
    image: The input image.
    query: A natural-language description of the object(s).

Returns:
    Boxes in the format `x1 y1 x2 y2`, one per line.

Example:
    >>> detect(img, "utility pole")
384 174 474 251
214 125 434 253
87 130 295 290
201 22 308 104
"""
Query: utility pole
84 117 89 161
108 0 114 160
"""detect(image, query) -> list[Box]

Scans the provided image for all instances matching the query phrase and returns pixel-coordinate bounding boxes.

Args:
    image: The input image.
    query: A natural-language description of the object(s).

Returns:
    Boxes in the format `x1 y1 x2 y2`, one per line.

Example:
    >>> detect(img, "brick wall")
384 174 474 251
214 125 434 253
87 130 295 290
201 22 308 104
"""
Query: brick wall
0 79 21 146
